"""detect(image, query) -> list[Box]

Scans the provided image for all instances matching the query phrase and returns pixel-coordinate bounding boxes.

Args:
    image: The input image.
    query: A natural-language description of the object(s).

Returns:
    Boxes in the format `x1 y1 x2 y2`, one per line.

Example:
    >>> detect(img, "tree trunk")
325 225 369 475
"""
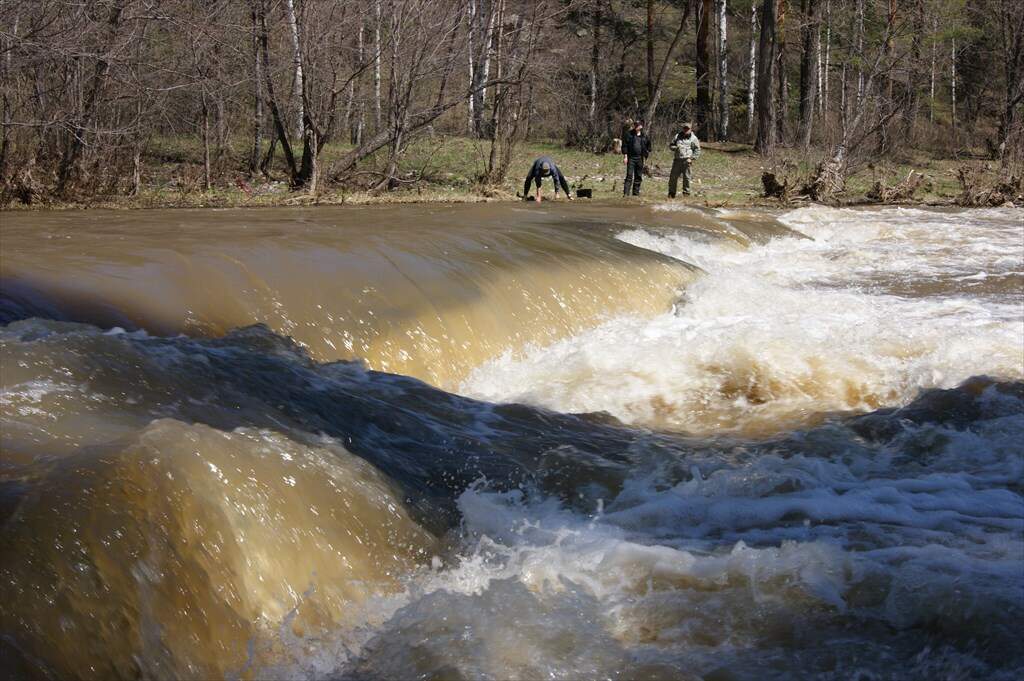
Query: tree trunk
904 0 924 142
816 13 822 111
374 0 382 130
775 0 789 143
467 0 476 133
590 2 602 124
257 0 299 183
929 16 936 123
855 0 864 107
283 0 304 142
249 7 263 175
0 11 17 182
485 0 506 179
822 0 831 116
56 1 125 197
643 1 695 131
997 0 1024 164
647 0 655 100
471 0 495 135
755 0 777 154
798 0 822 148
352 22 365 145
951 38 957 138
748 4 758 135
696 0 713 136
717 0 729 140
201 91 212 191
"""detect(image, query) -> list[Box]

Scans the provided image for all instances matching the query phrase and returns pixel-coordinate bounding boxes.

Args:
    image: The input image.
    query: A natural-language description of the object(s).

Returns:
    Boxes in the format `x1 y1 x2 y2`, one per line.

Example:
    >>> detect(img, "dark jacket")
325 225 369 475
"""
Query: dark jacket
623 130 651 159
523 156 571 196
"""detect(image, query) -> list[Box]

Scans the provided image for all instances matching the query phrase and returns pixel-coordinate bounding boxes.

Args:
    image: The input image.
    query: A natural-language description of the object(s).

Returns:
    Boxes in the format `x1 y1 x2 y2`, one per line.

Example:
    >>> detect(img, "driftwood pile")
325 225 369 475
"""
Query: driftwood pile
762 158 846 203
4 166 42 205
866 171 927 203
956 166 1022 207
800 159 845 202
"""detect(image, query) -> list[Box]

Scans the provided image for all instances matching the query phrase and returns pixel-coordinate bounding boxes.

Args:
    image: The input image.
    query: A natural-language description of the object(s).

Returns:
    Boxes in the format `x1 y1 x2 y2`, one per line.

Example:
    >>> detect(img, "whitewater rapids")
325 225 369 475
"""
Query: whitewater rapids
1 203 1021 680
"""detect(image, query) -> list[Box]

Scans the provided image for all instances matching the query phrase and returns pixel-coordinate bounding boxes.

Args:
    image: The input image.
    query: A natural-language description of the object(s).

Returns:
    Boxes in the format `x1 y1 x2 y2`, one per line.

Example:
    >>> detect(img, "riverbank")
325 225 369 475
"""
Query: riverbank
3 135 1013 210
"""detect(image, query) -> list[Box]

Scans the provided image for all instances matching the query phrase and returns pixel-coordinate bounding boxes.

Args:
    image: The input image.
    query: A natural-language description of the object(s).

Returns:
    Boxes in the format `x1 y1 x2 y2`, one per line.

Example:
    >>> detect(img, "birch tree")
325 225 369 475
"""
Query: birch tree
283 0 304 142
748 3 759 134
716 0 729 140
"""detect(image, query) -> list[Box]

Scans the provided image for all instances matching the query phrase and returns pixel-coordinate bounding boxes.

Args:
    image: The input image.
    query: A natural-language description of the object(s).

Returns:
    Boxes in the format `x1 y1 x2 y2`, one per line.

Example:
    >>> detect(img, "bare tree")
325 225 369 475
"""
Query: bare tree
647 0 656 99
283 0 304 141
589 1 602 123
696 0 713 136
716 0 729 140
644 0 695 131
996 0 1024 164
798 0 822 148
249 5 264 175
755 0 777 153
748 3 759 134
55 1 128 197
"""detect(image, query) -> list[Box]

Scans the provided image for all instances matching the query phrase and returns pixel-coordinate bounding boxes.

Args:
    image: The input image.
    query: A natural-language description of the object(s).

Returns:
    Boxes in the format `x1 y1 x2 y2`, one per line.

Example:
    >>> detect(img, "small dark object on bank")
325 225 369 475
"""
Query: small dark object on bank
577 188 592 199
762 172 791 201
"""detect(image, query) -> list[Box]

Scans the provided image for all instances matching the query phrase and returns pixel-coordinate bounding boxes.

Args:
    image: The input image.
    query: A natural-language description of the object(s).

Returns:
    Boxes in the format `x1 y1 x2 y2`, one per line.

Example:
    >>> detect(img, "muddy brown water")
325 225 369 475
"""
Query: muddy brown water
1 202 1021 680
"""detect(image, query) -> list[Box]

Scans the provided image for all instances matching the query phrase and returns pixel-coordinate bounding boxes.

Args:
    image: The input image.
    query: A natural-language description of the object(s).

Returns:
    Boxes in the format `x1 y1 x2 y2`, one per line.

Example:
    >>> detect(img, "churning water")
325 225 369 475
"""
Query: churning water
1 203 1021 680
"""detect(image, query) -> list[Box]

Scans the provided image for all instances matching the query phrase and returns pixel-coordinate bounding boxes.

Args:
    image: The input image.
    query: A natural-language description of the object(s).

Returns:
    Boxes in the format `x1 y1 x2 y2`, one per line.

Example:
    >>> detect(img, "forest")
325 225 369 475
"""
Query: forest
1 0 1021 206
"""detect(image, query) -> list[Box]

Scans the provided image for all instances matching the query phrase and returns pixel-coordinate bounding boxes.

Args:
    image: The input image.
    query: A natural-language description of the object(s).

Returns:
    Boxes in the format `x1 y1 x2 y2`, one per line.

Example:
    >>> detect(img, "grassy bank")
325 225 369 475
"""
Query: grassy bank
4 134 1008 210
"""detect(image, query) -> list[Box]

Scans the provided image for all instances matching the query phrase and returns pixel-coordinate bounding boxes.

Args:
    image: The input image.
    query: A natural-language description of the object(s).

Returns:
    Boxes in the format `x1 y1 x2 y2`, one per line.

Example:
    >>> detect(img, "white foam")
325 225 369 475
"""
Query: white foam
461 207 1024 434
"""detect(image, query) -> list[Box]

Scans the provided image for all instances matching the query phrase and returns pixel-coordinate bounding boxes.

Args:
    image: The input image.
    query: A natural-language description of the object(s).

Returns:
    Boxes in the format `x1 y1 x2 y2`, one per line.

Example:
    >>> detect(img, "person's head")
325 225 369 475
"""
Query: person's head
540 161 551 177
681 122 692 136
634 119 645 132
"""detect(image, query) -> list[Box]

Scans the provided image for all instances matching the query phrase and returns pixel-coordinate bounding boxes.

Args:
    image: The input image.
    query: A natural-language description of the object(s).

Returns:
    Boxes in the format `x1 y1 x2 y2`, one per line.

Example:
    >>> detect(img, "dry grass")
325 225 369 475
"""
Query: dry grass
4 134 1011 211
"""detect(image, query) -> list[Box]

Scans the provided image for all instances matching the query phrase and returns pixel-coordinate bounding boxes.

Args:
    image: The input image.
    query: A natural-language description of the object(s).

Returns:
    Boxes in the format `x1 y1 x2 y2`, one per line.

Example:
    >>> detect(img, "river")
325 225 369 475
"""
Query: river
1 202 1021 679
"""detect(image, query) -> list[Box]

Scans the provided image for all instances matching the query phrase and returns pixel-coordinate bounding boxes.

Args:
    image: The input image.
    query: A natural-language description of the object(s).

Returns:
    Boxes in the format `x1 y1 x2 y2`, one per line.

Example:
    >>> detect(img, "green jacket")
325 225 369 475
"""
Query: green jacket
669 132 701 160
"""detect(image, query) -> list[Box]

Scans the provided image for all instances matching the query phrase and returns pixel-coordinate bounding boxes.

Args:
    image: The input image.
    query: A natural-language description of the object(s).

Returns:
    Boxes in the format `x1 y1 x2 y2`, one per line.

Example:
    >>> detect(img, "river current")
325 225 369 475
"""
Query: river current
0 203 1021 680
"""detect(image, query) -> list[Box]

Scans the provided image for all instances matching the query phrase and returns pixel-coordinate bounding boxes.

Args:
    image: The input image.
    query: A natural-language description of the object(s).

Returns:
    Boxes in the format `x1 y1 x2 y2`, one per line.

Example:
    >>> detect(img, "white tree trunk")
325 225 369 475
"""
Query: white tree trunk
467 0 476 133
352 23 364 145
929 17 936 123
470 1 496 135
951 38 957 131
747 4 757 134
815 19 822 111
481 5 496 110
716 0 729 140
284 0 304 141
841 62 847 121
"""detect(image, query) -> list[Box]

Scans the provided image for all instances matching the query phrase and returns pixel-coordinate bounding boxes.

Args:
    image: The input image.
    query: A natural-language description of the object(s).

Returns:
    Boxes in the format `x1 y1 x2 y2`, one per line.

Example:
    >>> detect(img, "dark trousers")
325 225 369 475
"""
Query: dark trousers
623 157 644 195
668 158 693 197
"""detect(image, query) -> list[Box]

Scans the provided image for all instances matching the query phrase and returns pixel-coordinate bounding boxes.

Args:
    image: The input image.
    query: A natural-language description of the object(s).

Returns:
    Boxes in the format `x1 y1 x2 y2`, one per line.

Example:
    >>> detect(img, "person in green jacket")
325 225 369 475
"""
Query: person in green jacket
668 123 701 198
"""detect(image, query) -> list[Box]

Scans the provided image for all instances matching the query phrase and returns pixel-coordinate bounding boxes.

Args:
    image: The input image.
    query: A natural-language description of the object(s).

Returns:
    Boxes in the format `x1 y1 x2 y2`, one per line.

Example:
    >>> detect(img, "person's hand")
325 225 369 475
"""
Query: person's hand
623 155 628 164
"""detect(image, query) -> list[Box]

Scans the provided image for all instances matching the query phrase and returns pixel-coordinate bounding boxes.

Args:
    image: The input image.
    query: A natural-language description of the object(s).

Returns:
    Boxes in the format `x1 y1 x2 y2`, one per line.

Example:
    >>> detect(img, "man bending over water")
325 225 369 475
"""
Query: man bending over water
523 156 573 202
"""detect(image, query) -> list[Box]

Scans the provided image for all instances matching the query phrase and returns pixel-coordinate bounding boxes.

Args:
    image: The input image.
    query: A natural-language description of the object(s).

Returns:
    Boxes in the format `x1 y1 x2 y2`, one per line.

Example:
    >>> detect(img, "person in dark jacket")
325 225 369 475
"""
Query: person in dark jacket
522 156 573 202
622 119 651 196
